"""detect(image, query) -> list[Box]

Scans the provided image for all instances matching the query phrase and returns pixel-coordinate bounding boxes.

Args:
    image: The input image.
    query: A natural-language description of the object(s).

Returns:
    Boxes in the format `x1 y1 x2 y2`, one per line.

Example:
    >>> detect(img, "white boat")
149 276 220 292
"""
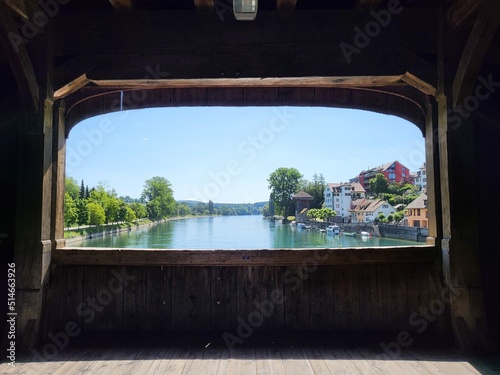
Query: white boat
326 225 340 235
360 231 371 237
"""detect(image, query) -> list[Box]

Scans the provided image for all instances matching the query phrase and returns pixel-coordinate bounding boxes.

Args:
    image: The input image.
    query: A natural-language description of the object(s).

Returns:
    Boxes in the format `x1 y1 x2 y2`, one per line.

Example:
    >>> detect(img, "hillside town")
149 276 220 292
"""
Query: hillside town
296 161 428 228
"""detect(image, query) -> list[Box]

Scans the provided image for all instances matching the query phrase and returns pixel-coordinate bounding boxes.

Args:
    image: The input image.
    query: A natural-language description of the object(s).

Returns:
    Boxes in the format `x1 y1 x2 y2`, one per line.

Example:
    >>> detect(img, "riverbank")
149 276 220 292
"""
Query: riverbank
64 215 210 245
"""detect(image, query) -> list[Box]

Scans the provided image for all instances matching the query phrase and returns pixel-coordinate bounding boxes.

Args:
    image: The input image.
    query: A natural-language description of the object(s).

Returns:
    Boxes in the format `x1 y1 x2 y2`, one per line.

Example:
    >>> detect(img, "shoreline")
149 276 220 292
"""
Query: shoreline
64 215 212 245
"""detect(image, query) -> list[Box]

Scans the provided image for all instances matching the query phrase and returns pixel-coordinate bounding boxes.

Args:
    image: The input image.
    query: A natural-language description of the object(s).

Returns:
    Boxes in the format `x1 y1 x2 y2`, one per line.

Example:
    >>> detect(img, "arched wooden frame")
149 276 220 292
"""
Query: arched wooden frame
54 85 440 266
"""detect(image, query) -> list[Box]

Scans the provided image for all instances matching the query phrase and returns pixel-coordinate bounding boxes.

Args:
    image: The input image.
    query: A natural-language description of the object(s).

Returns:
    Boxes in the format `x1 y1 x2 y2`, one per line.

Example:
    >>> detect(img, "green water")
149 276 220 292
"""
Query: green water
75 215 421 249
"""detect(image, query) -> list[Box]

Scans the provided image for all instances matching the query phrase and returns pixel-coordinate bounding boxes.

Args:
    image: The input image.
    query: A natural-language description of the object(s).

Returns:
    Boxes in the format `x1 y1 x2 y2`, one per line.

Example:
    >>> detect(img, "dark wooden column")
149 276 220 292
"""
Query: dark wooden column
14 100 54 351
13 19 56 349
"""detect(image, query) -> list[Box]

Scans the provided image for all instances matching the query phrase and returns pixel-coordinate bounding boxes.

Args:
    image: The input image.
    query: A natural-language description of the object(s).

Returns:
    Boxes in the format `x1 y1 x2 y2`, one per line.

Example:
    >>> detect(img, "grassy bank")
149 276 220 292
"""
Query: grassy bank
64 219 153 239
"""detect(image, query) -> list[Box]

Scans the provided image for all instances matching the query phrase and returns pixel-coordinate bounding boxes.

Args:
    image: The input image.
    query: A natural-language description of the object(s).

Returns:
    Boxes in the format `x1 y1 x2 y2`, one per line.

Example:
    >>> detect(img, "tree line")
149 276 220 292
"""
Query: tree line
65 176 265 229
64 176 178 228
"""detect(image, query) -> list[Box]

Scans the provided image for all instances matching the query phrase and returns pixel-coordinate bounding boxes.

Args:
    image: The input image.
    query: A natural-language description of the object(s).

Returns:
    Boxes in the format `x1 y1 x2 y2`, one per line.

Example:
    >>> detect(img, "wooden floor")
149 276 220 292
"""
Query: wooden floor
3 334 500 375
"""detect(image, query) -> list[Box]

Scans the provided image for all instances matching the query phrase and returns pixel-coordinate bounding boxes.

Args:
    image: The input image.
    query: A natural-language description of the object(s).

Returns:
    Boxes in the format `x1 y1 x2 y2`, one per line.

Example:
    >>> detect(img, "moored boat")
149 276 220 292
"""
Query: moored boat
326 225 340 236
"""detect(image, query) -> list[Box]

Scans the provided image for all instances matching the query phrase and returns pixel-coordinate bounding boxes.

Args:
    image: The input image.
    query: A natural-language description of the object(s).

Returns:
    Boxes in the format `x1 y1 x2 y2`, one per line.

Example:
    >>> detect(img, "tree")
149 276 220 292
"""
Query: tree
208 200 214 215
369 173 389 196
177 204 192 216
320 207 336 222
141 176 176 220
64 193 77 228
124 206 137 223
87 202 105 226
80 179 85 199
65 177 80 200
76 198 89 227
394 211 405 223
130 203 148 219
300 173 326 209
268 197 275 216
307 208 320 222
268 167 303 222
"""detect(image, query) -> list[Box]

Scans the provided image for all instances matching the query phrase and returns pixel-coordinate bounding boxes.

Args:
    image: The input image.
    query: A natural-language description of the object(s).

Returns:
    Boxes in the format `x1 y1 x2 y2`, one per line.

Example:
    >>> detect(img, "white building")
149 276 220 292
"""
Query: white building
414 163 427 191
324 182 365 221
349 199 396 223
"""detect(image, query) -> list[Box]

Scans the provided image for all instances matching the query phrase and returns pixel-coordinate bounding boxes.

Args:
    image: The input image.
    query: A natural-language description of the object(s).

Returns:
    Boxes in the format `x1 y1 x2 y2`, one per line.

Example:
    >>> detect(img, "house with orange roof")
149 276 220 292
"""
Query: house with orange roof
405 192 428 228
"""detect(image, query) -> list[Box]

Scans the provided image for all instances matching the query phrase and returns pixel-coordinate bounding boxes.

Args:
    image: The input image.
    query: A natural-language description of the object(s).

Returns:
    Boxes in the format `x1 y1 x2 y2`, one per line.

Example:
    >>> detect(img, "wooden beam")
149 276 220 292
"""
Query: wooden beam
401 72 437 96
0 3 39 112
54 54 94 98
55 246 437 266
54 74 90 99
356 0 382 11
447 0 481 30
108 0 135 11
89 75 407 89
452 0 500 108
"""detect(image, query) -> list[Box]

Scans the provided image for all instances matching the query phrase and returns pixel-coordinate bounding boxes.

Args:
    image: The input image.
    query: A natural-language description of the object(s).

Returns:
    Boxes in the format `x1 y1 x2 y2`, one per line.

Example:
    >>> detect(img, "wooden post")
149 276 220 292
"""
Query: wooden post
15 101 54 351
14 23 55 350
424 100 439 244
52 103 67 250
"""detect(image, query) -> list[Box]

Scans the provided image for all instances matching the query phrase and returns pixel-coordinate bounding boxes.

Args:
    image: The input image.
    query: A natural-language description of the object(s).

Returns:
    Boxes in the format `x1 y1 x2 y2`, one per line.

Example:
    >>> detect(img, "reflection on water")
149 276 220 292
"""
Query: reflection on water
77 215 421 249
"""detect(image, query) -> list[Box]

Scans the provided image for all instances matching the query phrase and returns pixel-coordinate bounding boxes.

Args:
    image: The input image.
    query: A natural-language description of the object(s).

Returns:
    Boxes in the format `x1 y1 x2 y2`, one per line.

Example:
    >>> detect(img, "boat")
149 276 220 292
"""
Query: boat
360 231 371 237
343 231 356 237
326 225 340 236
297 223 311 229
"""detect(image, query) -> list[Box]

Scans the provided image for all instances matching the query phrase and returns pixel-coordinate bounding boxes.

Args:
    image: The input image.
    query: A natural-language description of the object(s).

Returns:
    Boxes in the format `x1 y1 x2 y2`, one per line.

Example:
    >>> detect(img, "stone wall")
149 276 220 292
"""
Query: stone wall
378 224 429 242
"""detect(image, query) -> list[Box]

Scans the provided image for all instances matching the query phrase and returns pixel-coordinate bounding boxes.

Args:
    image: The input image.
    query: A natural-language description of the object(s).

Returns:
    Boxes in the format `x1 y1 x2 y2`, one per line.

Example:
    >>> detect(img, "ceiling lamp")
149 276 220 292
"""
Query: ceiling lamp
233 0 258 21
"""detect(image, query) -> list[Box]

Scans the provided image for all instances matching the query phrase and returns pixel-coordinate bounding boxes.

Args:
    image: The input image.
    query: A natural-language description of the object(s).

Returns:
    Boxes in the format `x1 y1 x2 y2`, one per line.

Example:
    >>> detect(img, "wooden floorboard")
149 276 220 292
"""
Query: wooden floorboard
3 341 499 375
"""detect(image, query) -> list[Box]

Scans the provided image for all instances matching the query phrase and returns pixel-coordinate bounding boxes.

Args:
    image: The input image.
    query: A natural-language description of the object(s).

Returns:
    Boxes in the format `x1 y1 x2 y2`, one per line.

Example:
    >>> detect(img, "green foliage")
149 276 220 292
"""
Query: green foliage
369 173 389 196
124 206 137 223
80 179 86 199
393 211 405 222
87 202 105 225
208 200 214 215
376 213 388 223
268 198 275 216
130 203 148 219
307 207 336 222
177 204 192 216
268 167 303 219
64 192 77 228
76 198 89 227
65 177 80 200
142 176 176 220
298 173 326 209
387 214 394 222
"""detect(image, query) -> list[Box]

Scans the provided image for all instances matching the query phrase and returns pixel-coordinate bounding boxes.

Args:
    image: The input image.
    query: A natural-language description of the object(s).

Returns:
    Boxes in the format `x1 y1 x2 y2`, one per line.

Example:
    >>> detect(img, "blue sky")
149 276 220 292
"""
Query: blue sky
66 106 426 203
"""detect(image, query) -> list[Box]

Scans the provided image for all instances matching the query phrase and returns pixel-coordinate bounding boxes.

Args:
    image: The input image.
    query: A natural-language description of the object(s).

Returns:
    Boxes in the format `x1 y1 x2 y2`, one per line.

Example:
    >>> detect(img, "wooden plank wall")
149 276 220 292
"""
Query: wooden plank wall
43 263 446 338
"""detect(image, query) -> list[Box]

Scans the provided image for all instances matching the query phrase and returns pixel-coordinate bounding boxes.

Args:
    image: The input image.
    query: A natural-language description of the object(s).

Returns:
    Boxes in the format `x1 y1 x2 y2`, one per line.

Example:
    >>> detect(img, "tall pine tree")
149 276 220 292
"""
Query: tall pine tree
80 179 85 199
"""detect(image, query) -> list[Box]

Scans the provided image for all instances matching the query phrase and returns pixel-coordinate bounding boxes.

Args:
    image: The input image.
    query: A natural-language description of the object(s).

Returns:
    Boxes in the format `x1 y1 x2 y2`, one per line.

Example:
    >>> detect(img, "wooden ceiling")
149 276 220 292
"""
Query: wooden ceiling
0 0 498 120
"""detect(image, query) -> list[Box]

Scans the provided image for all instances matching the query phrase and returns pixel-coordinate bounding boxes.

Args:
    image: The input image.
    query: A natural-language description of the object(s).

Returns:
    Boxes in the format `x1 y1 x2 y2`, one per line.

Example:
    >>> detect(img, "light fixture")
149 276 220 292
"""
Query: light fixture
233 0 258 21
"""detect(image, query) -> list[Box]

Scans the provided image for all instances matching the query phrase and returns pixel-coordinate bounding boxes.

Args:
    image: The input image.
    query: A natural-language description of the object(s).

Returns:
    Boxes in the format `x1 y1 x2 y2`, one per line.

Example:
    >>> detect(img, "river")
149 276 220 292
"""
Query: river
74 215 421 249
